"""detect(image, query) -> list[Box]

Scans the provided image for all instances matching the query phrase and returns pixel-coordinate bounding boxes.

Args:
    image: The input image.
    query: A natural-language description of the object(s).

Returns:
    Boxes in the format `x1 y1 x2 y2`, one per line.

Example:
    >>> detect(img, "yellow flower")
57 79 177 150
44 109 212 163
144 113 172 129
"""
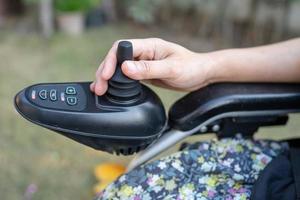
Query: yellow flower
94 163 125 181
207 177 217 187
251 154 256 160
202 190 208 197
165 180 177 191
240 194 247 200
198 156 205 163
157 178 165 186
236 145 244 153
120 185 134 197
234 183 242 189
186 183 195 190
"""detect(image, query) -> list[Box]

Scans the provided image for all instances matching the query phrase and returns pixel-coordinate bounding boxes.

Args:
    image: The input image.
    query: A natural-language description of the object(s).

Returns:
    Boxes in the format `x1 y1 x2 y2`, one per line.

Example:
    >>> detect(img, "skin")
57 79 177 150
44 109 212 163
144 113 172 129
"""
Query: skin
90 38 300 96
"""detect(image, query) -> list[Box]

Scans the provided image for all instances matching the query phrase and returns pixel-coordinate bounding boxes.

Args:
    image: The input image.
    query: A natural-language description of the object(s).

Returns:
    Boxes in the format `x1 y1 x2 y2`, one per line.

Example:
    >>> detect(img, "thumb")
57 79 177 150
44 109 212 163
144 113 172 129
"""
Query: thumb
121 60 177 80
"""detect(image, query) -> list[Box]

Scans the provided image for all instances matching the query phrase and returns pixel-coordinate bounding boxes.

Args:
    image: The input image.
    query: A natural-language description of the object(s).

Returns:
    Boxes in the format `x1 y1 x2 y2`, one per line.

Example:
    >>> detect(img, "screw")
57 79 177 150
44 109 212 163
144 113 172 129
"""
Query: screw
212 124 220 132
200 126 208 133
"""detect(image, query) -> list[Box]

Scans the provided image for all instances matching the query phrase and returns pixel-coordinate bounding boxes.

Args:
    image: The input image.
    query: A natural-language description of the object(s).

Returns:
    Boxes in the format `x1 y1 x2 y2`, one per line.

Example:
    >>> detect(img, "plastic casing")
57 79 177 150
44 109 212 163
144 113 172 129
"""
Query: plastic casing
14 82 167 155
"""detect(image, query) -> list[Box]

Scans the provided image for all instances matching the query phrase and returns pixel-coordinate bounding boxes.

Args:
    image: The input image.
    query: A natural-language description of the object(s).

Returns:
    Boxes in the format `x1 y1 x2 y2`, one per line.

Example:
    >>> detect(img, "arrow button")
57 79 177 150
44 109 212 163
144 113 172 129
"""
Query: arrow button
38 90 47 100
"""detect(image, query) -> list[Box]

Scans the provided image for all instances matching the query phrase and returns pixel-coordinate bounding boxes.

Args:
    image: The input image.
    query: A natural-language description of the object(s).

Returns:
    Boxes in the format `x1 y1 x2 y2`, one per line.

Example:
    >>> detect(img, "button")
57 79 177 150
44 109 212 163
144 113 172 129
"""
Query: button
31 90 36 100
60 92 65 102
50 89 57 101
66 97 77 106
38 90 47 100
66 87 76 95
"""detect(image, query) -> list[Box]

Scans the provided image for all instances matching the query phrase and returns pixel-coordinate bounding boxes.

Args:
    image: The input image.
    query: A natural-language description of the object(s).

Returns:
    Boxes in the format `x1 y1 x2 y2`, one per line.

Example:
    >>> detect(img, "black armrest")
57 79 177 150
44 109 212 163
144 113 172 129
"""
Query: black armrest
169 83 300 134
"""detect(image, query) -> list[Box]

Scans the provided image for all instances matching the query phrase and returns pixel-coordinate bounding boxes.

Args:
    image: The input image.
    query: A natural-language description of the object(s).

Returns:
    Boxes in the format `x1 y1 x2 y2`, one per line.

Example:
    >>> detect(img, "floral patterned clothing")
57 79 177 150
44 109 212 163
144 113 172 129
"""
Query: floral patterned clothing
97 136 289 200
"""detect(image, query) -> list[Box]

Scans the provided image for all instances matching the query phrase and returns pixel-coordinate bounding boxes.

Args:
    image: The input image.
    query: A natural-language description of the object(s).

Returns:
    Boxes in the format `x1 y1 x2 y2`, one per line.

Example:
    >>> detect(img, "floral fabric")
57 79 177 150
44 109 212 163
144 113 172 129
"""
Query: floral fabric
97 136 288 200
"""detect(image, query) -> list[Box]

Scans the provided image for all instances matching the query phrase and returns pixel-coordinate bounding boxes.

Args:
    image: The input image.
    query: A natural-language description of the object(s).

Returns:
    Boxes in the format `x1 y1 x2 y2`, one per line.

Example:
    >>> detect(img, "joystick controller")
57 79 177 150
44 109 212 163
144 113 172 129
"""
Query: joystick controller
14 41 167 155
106 41 141 103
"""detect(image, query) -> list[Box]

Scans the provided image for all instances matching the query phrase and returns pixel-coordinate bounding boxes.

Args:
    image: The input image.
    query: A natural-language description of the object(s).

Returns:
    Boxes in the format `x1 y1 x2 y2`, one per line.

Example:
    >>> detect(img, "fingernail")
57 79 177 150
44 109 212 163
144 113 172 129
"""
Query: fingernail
126 62 137 73
90 82 94 91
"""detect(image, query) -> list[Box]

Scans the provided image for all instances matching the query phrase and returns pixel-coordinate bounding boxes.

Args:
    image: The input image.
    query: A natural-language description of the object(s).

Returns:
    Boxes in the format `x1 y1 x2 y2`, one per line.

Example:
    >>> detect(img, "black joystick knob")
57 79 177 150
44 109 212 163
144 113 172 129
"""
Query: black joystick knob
106 41 141 103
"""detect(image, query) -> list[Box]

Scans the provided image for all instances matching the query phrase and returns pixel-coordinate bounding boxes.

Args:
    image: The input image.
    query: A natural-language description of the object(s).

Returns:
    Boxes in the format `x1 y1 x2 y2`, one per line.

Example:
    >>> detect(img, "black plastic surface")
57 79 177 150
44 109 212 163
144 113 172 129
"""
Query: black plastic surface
15 82 167 155
169 83 300 131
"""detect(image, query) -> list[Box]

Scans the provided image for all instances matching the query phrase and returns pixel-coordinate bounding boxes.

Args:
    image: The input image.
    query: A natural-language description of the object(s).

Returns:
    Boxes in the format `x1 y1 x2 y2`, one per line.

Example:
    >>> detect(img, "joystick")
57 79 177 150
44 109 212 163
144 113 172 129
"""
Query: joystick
106 41 141 103
14 41 167 155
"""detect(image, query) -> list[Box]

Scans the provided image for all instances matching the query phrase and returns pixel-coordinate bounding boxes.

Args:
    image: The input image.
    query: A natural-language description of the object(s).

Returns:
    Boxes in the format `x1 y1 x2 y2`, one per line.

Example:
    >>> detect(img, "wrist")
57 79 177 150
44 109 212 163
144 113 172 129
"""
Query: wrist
205 49 234 84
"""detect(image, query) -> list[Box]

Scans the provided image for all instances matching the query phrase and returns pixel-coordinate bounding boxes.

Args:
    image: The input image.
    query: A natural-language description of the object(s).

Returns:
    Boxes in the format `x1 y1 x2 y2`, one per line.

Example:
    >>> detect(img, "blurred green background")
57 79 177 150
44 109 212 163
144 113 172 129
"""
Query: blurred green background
0 0 300 199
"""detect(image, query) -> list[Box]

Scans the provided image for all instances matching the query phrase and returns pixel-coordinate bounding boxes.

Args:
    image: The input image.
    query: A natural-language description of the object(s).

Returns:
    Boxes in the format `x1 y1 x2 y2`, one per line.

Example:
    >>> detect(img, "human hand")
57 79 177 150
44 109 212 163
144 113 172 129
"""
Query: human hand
90 38 218 95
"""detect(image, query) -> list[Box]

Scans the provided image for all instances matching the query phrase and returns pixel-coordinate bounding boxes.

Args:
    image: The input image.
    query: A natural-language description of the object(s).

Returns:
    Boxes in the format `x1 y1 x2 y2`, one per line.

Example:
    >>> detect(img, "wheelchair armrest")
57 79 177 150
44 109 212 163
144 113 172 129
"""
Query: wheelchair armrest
128 83 300 170
169 83 300 133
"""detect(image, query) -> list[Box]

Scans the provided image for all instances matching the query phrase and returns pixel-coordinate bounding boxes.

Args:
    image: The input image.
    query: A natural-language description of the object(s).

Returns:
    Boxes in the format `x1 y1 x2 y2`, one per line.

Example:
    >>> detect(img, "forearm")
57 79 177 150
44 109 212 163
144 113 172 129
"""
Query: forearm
210 38 300 84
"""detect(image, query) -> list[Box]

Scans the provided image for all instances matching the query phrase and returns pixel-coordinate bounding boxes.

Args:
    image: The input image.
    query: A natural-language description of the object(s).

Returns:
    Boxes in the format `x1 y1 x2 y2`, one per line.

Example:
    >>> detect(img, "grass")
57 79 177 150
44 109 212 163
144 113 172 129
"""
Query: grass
0 24 185 200
0 24 299 200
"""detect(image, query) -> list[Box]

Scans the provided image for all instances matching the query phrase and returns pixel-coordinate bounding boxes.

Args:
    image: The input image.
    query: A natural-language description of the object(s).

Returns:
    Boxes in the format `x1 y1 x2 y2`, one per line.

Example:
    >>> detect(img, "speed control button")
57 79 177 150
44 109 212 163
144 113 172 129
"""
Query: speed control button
66 97 77 106
66 87 76 95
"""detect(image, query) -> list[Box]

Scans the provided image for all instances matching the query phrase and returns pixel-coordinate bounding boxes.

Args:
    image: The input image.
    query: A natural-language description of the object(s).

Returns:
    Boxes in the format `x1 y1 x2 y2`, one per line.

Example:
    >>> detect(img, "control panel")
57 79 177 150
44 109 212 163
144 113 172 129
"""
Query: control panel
14 41 167 155
26 83 87 111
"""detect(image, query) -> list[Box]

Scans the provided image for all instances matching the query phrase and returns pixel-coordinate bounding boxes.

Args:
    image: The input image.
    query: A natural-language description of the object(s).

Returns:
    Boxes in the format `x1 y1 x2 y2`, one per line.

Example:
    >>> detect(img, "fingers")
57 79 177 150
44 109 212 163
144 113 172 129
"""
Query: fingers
122 59 180 80
129 38 172 60
92 43 118 95
94 78 108 96
101 42 118 80
90 81 95 91
92 60 109 95
92 38 179 95
92 70 109 96
92 59 179 95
